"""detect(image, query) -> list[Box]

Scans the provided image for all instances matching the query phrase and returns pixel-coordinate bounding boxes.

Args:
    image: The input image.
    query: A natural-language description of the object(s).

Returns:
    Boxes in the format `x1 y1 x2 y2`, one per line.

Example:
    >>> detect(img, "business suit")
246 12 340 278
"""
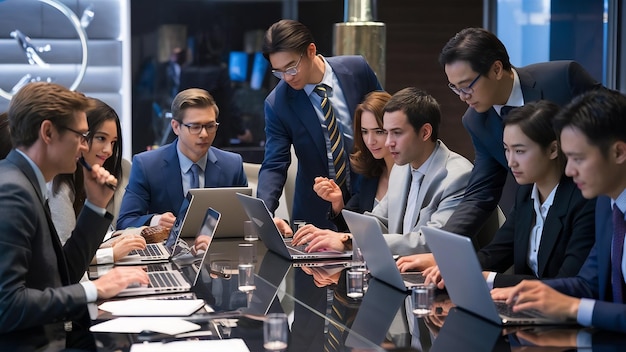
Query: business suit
477 176 596 288
258 55 382 229
329 175 379 232
546 196 626 332
368 141 474 256
0 150 112 349
117 140 247 229
443 61 601 238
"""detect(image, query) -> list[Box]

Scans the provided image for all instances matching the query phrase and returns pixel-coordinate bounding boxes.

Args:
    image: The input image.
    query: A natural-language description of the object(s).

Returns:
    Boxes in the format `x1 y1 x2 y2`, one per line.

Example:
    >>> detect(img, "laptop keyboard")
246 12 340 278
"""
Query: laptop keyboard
495 301 544 319
148 271 183 288
130 243 165 258
402 272 426 285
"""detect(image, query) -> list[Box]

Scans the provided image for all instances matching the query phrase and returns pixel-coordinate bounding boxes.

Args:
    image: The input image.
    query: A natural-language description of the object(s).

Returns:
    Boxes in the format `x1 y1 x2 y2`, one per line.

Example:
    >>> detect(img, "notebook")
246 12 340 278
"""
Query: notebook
116 207 221 297
342 210 425 291
422 226 570 325
236 193 352 260
187 187 253 238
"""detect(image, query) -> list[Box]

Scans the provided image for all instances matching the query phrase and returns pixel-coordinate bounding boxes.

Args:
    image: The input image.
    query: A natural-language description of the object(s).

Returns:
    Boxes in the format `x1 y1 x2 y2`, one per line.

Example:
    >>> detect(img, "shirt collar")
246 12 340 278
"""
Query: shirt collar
15 149 48 201
494 68 524 116
530 182 559 210
411 140 440 177
304 55 334 96
176 144 208 173
612 188 626 215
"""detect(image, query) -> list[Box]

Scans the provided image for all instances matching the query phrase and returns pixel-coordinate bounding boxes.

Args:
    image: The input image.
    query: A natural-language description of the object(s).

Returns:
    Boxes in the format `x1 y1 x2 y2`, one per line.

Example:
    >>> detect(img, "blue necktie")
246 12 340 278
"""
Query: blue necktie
314 85 347 190
611 205 626 303
189 163 201 190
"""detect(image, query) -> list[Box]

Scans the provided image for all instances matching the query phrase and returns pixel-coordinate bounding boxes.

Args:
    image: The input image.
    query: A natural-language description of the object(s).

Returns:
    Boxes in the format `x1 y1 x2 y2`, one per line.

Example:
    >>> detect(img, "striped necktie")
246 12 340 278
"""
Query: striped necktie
315 84 347 190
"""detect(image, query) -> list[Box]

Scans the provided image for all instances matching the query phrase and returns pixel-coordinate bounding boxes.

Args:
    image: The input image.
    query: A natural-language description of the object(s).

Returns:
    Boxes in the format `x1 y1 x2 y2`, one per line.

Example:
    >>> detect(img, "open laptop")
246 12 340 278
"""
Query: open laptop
116 207 221 297
236 193 352 260
187 187 253 238
422 226 570 325
342 210 425 291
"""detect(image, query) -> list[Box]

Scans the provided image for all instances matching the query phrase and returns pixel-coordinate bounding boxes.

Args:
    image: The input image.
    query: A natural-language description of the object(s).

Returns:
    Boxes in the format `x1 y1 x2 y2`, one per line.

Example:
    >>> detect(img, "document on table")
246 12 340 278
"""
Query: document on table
130 338 251 352
98 298 206 316
89 317 200 335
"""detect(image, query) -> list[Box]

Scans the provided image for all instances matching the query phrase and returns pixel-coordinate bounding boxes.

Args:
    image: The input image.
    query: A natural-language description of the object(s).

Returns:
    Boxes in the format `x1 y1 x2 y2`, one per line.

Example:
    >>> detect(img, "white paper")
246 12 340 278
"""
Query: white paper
98 298 205 316
89 317 200 335
130 338 251 352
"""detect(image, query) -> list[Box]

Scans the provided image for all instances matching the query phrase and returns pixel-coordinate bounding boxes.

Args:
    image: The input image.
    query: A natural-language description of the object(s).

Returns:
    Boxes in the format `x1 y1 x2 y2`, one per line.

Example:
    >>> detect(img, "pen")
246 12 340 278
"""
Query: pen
78 156 117 191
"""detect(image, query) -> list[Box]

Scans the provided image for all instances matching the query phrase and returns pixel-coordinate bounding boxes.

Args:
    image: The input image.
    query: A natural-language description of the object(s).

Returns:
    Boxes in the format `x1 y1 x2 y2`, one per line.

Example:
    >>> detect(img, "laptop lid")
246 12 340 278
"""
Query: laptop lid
236 193 352 260
342 210 415 291
422 227 560 325
241 251 291 316
187 187 253 238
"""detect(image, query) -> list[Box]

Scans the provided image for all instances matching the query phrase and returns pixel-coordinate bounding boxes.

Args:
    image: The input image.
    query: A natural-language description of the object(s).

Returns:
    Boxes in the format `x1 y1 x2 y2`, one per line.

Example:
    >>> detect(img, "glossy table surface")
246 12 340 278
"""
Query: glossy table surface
92 240 626 351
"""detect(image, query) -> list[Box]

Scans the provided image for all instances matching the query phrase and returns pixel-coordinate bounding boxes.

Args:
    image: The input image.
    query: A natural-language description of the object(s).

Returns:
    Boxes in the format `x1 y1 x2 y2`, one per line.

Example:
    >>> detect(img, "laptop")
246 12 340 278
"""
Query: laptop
236 193 352 260
342 210 425 291
116 207 221 297
422 226 570 325
187 187 253 238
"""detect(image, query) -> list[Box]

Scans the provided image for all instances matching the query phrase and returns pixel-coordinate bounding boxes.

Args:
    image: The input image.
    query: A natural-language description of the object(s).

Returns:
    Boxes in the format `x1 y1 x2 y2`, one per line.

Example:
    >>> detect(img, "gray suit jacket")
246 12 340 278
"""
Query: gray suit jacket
368 141 473 256
0 150 112 349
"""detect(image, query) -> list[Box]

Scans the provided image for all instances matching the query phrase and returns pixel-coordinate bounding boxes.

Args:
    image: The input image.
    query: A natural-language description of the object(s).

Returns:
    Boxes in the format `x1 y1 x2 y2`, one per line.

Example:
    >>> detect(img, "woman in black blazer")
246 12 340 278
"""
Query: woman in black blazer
423 101 596 288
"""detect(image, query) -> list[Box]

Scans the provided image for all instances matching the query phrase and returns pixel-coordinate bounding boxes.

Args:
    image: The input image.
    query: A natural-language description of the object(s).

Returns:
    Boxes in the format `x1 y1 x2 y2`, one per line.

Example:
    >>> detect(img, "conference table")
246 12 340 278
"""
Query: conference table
91 239 626 351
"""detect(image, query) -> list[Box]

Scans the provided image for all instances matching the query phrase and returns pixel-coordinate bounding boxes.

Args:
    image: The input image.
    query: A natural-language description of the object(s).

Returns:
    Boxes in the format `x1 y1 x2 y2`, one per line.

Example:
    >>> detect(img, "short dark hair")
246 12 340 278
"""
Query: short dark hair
262 19 315 60
383 87 440 141
0 112 11 159
553 89 626 157
503 101 565 168
8 82 92 148
171 88 219 122
350 91 392 178
439 27 512 75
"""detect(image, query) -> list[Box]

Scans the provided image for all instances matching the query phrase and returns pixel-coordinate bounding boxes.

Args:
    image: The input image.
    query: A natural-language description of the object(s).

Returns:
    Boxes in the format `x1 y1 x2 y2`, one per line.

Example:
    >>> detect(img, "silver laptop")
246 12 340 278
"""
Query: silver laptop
342 210 425 291
116 207 221 297
187 187 253 238
422 226 569 325
236 193 352 260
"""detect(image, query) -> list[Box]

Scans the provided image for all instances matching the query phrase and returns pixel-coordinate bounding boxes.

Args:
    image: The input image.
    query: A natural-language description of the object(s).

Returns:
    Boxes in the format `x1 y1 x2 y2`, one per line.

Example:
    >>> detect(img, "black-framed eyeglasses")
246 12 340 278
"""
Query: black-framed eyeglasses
448 74 481 96
178 121 220 135
271 53 304 79
61 126 90 143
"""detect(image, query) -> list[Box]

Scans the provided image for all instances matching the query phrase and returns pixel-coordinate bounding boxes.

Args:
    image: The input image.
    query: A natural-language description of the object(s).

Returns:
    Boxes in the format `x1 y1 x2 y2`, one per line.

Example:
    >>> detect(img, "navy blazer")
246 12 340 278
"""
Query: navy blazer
443 61 601 239
0 150 112 349
329 175 379 232
546 196 626 332
258 55 382 229
117 140 247 229
477 176 596 287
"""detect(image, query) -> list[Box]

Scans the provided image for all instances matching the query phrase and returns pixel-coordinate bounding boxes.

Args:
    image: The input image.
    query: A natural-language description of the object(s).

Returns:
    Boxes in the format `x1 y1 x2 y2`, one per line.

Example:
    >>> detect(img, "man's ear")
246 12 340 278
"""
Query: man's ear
613 140 626 165
40 120 53 144
421 123 433 142
170 119 180 137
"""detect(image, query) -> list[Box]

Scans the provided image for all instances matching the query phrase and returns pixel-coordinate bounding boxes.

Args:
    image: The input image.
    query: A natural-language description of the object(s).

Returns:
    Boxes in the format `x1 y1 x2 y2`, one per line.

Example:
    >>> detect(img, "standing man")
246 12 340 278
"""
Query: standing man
492 89 626 333
258 19 382 231
0 82 148 349
117 88 247 229
439 27 601 240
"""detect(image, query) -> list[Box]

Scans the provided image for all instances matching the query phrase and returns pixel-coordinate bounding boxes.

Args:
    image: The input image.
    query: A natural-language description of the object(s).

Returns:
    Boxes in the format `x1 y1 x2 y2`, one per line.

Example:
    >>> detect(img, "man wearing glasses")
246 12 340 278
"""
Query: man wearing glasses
117 88 247 229
438 27 602 243
258 19 382 233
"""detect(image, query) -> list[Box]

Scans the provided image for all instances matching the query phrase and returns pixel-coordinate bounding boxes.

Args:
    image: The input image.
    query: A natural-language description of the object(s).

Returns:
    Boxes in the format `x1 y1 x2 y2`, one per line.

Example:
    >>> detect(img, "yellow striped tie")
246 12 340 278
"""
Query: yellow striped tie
315 85 347 189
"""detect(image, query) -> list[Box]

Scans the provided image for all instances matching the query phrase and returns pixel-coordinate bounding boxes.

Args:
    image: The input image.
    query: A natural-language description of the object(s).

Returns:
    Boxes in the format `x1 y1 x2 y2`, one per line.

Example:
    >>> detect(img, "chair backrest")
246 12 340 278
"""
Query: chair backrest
474 205 506 250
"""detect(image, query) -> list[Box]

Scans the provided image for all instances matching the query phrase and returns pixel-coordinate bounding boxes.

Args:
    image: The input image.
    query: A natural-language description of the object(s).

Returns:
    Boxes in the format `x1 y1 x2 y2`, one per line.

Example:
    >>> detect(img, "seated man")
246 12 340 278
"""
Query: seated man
293 87 474 266
117 88 248 229
492 89 626 333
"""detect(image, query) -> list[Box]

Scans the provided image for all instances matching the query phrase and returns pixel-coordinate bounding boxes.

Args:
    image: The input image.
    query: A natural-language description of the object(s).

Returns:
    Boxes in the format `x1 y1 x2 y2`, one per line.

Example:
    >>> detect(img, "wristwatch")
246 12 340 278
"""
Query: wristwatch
0 0 89 101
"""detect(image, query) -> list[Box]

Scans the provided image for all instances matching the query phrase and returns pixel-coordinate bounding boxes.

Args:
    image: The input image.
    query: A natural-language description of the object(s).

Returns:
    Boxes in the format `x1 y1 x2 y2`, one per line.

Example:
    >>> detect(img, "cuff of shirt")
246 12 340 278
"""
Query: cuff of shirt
576 328 593 349
576 298 595 327
80 280 98 303
95 247 114 264
486 272 497 290
84 200 107 217
150 214 161 227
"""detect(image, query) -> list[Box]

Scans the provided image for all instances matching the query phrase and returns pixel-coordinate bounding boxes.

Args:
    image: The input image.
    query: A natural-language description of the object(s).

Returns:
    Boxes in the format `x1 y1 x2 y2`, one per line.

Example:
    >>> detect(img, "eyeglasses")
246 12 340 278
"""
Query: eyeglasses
178 121 220 135
61 126 90 143
271 53 303 79
448 74 481 96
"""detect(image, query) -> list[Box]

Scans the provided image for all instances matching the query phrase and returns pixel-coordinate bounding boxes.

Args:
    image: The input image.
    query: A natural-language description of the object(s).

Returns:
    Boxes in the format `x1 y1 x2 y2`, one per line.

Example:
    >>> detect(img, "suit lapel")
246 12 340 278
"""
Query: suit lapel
163 141 185 204
513 191 534 274
287 88 328 166
204 147 222 187
517 67 542 103
535 181 571 276
414 142 448 226
388 164 411 233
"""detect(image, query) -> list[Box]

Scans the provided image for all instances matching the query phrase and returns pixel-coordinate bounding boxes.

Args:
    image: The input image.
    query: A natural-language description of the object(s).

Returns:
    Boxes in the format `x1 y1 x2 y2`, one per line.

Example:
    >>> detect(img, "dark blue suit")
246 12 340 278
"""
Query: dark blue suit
117 140 247 229
443 61 601 238
258 56 382 229
546 196 626 332
477 176 596 287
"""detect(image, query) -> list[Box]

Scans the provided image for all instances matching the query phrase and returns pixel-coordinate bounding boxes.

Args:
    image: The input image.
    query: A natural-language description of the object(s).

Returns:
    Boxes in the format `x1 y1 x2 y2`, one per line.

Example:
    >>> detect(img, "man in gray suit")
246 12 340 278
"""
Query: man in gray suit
293 88 473 266
0 82 148 350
